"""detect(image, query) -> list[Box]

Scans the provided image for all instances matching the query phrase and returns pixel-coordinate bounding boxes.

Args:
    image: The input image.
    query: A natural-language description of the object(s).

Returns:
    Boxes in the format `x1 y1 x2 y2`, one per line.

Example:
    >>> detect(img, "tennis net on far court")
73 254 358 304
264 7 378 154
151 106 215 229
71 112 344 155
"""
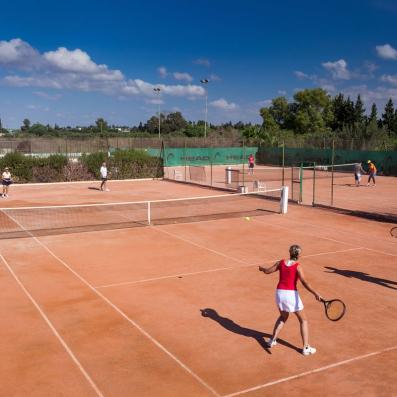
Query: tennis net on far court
0 188 287 239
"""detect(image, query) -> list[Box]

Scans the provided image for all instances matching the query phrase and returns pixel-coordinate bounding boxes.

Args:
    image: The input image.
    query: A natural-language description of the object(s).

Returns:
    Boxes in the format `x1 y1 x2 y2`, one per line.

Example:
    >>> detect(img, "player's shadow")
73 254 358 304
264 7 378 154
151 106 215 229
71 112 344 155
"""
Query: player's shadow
324 266 397 290
88 187 102 191
200 308 301 354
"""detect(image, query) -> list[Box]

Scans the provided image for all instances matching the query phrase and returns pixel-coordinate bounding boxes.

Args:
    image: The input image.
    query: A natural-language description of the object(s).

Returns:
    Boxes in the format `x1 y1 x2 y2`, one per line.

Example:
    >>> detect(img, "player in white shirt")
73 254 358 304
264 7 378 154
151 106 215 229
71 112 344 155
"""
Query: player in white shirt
2 167 12 198
100 162 110 191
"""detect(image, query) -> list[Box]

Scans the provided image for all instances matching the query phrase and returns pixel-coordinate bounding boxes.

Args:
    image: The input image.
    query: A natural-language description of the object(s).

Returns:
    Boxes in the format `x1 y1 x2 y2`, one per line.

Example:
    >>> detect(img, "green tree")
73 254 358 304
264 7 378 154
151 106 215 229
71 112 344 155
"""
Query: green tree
292 88 331 133
22 118 31 131
382 98 395 134
354 95 365 125
165 111 188 132
269 96 289 128
259 108 279 131
368 103 378 125
95 118 109 133
29 123 48 136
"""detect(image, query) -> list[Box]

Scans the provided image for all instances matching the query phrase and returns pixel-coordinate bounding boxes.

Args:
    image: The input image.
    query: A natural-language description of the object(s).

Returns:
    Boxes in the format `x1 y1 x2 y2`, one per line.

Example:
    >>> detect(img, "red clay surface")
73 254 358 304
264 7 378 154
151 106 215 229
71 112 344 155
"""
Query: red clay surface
0 180 396 397
165 165 397 220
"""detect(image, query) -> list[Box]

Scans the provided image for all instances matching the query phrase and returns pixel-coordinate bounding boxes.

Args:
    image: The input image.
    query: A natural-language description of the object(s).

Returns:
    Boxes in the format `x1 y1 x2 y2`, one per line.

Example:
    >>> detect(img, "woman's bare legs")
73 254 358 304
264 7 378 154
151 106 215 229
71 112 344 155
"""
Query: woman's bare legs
271 310 289 341
295 309 309 347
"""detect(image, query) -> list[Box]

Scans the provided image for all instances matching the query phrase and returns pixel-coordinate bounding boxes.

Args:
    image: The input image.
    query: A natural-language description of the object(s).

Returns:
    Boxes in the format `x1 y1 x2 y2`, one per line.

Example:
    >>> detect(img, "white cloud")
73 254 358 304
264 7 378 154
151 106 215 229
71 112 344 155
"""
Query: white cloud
376 44 397 60
294 71 310 79
381 74 397 85
257 99 272 107
322 59 351 80
146 98 164 105
33 91 62 100
277 90 287 96
173 72 193 82
210 98 238 111
26 104 50 112
1 38 205 100
0 38 41 69
209 73 221 81
158 66 168 78
193 58 211 67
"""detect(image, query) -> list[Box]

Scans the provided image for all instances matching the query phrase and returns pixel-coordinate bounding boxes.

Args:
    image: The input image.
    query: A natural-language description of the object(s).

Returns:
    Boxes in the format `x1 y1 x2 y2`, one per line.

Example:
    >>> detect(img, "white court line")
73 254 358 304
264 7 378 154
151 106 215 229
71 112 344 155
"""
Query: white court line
253 216 359 247
0 254 104 397
364 247 397 257
153 226 248 265
3 211 221 397
223 345 397 397
96 247 362 289
272 214 397 248
10 177 159 187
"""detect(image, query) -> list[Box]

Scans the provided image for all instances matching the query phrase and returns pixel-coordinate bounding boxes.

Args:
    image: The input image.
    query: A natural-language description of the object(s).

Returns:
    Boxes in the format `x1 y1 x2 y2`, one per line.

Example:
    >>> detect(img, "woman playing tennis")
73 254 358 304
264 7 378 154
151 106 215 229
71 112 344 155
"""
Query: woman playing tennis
259 245 322 356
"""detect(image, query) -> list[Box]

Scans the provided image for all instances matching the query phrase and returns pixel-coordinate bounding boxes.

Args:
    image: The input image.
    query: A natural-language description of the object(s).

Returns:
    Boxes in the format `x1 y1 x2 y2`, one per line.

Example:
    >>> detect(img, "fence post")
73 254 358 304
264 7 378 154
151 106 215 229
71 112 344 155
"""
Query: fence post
282 141 285 186
242 139 246 187
299 162 303 203
331 139 335 206
312 161 316 206
184 139 187 182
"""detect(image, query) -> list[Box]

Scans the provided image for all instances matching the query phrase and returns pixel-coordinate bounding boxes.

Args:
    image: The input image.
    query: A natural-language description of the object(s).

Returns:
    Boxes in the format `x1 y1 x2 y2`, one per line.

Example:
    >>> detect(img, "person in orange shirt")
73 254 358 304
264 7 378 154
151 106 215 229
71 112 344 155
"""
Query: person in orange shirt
367 160 377 187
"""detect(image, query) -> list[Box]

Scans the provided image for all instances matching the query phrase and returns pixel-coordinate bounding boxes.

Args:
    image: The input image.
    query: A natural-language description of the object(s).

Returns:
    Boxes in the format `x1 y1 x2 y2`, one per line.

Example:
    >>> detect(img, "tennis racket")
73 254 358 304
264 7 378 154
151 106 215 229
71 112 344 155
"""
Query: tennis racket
321 298 346 321
390 227 397 238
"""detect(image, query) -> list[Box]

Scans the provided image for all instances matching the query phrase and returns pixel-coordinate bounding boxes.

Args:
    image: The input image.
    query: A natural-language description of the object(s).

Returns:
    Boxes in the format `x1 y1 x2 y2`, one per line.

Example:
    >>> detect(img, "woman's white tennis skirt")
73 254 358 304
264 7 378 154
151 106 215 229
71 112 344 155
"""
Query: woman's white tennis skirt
275 289 304 312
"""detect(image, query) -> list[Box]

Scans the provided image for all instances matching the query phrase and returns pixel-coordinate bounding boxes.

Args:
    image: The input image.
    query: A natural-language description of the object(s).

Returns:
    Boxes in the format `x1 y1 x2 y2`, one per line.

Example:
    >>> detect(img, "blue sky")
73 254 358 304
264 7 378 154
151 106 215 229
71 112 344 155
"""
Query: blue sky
0 0 396 128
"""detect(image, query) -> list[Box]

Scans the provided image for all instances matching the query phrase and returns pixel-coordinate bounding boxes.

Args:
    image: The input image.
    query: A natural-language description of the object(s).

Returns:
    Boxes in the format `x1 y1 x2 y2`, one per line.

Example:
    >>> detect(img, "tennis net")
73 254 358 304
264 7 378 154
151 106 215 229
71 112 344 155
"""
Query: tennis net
0 188 287 239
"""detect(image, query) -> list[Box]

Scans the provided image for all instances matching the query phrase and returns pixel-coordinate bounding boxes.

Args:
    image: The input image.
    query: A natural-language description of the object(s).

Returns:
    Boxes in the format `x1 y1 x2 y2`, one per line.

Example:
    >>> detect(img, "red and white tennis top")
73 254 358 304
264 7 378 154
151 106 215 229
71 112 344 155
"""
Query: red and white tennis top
276 259 299 290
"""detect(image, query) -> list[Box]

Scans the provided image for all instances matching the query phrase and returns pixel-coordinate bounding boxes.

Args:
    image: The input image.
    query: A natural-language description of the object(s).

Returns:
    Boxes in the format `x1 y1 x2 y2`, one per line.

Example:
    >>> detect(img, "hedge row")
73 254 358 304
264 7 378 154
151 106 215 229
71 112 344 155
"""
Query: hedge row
0 150 163 183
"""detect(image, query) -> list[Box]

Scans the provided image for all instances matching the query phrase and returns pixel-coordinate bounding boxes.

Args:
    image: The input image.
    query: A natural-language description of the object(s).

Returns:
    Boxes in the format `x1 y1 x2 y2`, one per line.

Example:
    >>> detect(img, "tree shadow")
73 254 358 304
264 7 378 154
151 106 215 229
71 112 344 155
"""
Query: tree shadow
200 308 301 354
324 266 397 290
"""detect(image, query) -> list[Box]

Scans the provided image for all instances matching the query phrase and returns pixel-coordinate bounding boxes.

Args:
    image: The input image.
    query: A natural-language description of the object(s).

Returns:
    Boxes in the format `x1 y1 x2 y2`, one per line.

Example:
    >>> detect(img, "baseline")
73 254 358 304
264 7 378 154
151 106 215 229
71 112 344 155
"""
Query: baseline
223 345 397 397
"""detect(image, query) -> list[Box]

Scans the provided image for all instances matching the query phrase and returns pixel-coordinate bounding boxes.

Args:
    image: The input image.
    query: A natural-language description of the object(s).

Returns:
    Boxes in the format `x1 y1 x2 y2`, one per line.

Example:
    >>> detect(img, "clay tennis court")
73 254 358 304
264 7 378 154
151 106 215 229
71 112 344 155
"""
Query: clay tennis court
1 179 396 396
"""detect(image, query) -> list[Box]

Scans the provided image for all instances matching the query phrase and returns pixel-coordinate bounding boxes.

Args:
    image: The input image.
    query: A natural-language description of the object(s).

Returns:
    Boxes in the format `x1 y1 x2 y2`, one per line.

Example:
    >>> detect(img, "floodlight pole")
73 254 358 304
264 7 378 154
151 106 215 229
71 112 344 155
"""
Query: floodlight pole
153 87 161 139
200 79 209 138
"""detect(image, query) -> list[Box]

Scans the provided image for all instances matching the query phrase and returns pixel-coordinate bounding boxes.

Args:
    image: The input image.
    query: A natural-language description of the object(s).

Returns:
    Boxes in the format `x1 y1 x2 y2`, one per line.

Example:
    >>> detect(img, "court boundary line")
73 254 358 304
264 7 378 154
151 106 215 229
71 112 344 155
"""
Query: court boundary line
271 213 397 248
10 177 160 188
0 253 104 397
96 247 362 289
2 212 221 397
261 217 397 258
222 345 397 397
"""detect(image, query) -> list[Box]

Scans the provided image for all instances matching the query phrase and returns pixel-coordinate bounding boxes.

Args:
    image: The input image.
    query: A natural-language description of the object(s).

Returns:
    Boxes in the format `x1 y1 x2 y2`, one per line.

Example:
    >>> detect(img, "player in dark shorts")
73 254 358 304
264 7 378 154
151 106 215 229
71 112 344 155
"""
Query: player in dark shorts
354 162 365 187
2 167 12 198
248 154 255 175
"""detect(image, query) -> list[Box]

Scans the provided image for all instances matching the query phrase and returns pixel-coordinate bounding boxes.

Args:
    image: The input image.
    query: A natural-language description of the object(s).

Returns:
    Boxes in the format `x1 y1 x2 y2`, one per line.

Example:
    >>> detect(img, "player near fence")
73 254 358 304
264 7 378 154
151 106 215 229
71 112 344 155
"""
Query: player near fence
367 160 377 187
248 153 255 175
354 162 366 187
259 244 322 356
2 167 13 198
100 162 110 191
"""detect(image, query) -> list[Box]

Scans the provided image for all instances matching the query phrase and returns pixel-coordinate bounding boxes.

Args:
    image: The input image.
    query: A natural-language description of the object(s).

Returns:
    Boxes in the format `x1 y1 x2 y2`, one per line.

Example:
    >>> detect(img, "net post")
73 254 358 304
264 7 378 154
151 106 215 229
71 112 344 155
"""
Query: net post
299 162 303 204
331 140 335 206
312 161 316 206
281 186 288 214
184 139 187 182
242 139 246 188
210 144 213 188
281 141 285 186
147 201 151 225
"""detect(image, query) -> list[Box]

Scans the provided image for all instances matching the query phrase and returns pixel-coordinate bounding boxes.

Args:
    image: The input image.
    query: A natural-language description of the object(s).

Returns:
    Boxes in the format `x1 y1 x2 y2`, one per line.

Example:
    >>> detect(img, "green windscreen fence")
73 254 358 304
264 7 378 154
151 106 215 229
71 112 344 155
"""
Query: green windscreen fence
148 147 258 166
257 147 397 176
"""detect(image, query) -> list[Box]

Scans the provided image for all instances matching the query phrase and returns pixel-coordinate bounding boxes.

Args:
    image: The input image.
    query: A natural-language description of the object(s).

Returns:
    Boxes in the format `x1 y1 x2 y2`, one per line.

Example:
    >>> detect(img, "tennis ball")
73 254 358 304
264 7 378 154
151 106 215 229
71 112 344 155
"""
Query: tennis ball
245 217 251 221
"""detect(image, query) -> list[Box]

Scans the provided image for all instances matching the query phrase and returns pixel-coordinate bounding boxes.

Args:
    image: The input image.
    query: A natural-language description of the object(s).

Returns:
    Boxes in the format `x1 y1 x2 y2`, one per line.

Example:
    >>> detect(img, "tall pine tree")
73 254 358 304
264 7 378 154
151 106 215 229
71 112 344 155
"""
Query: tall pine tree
354 95 365 125
382 98 395 133
367 103 378 125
